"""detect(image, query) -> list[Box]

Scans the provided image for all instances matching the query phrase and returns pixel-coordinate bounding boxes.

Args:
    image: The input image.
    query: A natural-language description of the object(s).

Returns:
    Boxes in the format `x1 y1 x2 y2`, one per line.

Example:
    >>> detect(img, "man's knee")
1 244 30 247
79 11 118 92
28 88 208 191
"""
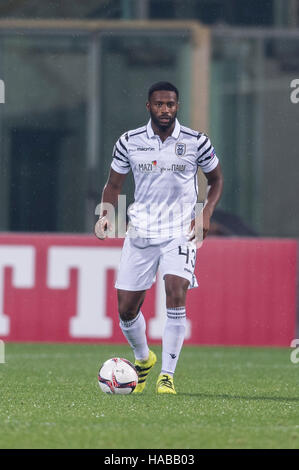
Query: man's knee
118 305 139 322
117 290 145 322
165 289 186 306
165 276 189 306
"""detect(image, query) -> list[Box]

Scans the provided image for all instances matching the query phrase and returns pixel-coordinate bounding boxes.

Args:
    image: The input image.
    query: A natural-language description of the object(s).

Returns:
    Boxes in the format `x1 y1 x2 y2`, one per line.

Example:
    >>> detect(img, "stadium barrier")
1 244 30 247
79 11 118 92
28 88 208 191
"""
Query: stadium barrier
0 234 296 346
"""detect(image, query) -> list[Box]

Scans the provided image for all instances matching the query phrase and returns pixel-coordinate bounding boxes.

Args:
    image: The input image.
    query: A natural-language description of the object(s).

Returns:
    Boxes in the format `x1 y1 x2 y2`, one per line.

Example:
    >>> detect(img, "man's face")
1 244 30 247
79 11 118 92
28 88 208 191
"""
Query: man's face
146 90 179 130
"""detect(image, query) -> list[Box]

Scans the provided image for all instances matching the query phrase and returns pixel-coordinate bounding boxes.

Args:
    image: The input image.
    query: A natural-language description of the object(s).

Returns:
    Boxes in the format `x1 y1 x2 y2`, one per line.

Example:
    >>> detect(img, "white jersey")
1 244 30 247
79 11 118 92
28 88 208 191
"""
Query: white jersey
111 119 219 238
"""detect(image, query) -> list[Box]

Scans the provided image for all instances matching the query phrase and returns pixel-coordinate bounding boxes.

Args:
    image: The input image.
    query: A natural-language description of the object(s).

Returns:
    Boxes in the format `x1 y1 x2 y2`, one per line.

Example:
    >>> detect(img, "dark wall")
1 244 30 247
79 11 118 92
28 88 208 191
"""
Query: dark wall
0 0 275 26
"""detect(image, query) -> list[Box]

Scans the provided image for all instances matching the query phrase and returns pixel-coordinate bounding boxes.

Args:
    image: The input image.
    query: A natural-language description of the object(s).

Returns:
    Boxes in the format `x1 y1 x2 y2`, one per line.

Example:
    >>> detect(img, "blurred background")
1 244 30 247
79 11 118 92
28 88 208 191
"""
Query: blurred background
0 5 298 449
0 0 299 237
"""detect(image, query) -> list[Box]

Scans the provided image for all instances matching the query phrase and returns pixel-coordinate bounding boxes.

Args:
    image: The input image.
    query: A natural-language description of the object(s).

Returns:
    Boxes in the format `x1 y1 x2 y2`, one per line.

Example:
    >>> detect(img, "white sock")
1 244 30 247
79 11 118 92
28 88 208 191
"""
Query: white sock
161 307 186 376
119 311 149 361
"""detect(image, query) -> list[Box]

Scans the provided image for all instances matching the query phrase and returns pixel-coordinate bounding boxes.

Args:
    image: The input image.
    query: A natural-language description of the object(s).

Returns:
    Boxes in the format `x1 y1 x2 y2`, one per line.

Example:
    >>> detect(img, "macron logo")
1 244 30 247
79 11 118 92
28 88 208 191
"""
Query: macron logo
137 147 155 151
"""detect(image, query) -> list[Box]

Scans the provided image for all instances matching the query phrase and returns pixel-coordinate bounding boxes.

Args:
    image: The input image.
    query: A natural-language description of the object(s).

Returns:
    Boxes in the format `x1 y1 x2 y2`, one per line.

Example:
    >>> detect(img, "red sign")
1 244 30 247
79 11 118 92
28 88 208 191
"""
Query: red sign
0 234 296 346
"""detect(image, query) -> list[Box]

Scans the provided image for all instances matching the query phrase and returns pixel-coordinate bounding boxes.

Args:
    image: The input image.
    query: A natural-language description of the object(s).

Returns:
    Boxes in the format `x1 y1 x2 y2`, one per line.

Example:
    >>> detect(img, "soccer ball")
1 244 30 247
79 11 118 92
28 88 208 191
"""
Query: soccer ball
98 357 138 395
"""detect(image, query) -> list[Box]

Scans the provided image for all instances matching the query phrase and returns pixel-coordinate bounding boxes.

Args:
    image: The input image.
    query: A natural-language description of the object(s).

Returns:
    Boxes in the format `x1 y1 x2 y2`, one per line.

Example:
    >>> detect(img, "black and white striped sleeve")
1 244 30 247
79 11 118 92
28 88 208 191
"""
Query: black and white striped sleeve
196 134 219 173
111 134 131 174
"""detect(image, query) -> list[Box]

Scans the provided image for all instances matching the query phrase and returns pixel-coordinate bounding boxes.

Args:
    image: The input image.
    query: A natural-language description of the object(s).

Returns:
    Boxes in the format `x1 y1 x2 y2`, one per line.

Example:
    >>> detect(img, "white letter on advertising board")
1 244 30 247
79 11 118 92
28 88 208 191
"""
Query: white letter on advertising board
0 80 4 104
47 247 121 338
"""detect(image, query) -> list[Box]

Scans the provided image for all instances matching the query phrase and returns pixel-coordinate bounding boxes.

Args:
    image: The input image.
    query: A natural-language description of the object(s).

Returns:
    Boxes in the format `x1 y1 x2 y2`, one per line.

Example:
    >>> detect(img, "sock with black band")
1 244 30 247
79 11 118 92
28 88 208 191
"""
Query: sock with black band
119 310 149 361
161 307 186 376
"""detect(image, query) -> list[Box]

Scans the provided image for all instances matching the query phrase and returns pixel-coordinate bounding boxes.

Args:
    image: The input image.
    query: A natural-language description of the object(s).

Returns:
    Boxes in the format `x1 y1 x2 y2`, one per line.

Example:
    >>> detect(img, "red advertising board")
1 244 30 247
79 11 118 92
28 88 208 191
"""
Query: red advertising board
0 234 296 346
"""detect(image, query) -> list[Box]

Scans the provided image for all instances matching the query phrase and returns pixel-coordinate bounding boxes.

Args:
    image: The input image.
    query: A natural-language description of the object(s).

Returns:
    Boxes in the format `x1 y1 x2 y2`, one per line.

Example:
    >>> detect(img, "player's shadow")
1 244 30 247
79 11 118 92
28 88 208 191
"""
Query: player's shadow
179 392 299 402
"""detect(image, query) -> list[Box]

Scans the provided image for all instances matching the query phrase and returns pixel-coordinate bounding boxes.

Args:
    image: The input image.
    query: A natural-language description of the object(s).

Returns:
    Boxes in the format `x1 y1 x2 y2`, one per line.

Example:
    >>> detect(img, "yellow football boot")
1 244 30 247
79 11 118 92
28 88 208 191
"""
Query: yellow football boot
156 373 176 394
133 350 157 393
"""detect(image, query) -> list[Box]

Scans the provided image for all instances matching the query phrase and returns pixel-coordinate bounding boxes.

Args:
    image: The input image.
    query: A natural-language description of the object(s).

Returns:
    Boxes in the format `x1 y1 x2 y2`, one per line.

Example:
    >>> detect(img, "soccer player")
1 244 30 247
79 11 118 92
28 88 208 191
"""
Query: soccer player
95 82 223 394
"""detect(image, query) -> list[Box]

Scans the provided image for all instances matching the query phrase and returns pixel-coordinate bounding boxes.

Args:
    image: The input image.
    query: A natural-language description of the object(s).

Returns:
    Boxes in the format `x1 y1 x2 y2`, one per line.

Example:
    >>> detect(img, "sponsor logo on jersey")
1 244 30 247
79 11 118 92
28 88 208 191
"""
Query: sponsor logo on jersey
171 164 186 172
138 163 154 172
175 142 186 156
138 162 186 173
137 147 155 151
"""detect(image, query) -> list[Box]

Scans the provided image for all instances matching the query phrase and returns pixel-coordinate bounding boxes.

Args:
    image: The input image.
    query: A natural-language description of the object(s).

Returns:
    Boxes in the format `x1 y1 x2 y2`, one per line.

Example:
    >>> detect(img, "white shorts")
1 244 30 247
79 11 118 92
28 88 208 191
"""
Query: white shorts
115 235 198 291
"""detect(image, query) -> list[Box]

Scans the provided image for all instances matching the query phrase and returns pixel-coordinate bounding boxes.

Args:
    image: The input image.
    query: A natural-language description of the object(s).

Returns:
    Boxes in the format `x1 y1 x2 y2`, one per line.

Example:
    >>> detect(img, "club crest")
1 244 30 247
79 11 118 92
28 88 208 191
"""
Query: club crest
175 142 186 157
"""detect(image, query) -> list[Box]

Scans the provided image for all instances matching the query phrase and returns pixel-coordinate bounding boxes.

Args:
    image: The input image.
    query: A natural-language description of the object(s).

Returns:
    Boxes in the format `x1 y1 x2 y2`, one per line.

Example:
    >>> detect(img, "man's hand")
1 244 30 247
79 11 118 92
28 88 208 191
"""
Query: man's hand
188 206 212 247
202 206 212 239
94 216 111 240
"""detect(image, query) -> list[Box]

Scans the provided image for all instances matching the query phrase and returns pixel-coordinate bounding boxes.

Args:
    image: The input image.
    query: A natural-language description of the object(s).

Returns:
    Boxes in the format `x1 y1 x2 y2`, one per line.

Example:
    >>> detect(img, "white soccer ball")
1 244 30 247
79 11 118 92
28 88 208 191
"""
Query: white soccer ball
98 357 138 395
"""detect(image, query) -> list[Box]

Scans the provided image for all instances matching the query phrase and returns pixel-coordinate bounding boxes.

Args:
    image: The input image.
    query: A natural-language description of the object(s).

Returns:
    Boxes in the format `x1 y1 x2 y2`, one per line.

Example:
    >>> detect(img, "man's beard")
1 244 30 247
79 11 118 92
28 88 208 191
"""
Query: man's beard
150 110 177 131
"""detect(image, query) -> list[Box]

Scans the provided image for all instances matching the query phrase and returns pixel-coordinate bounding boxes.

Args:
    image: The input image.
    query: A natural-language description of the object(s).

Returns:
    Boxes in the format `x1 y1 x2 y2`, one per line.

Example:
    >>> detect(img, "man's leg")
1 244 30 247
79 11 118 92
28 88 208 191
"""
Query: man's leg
118 289 148 360
118 289 157 392
156 274 189 394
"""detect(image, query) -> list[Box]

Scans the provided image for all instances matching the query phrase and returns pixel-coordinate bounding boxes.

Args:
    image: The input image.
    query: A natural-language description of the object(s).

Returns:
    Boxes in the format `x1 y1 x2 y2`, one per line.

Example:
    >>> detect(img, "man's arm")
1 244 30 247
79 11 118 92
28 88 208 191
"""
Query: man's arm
202 163 224 238
190 163 224 243
94 168 127 240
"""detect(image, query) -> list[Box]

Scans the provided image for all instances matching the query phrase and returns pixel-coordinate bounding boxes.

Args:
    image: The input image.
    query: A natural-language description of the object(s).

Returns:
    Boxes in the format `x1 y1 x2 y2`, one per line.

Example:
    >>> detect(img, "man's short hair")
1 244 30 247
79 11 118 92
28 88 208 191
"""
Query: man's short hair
148 81 179 101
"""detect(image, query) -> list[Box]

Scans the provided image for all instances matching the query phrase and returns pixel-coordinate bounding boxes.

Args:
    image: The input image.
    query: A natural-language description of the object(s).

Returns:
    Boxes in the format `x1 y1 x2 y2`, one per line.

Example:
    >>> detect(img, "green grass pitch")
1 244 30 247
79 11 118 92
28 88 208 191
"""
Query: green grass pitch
0 342 298 449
